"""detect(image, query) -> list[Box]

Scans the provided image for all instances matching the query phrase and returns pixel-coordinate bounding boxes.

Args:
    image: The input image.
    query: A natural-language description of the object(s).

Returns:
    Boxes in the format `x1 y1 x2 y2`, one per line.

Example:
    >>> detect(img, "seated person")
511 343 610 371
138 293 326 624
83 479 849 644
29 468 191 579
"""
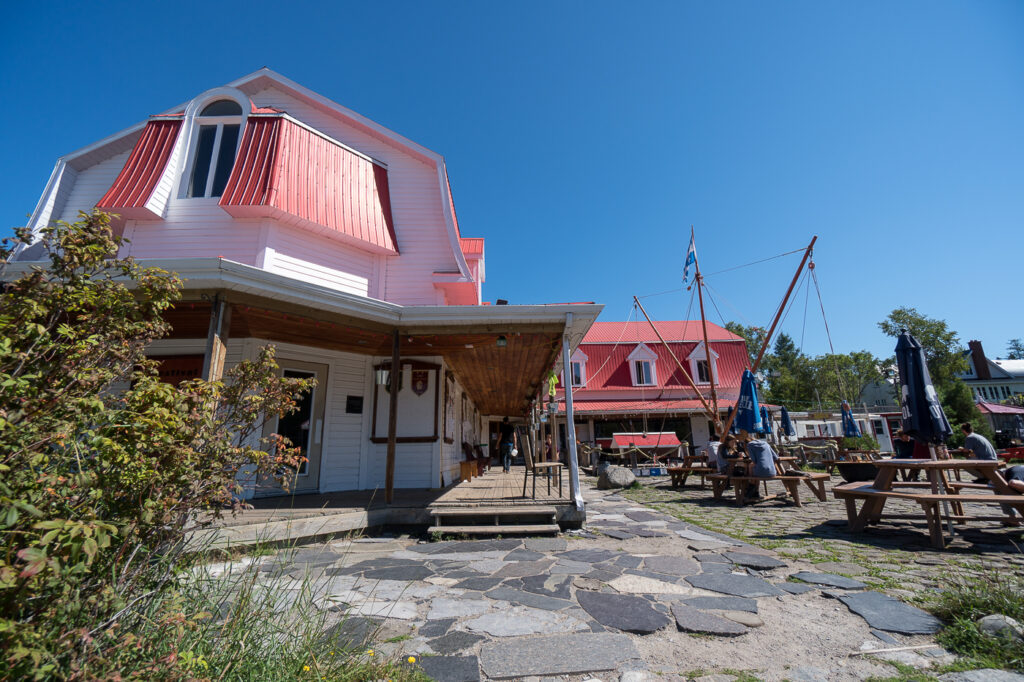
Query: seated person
705 434 722 470
744 433 781 478
892 430 915 458
954 422 999 483
717 435 740 474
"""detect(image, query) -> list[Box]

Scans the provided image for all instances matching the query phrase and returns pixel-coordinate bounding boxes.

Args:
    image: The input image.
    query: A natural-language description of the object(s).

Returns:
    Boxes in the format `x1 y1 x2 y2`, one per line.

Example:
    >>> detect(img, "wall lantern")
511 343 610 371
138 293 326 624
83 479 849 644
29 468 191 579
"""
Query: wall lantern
375 367 390 385
496 335 508 348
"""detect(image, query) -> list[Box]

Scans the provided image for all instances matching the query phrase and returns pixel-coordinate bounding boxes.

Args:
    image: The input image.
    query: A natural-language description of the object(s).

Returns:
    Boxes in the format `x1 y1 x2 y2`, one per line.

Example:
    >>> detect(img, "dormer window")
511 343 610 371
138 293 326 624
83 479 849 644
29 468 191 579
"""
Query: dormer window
563 349 588 388
186 99 243 198
627 343 658 387
687 342 719 385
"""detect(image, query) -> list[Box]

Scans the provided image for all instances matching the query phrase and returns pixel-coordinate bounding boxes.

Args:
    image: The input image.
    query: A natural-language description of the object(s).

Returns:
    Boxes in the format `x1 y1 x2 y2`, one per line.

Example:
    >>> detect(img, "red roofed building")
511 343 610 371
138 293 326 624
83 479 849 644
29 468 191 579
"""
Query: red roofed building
554 320 750 455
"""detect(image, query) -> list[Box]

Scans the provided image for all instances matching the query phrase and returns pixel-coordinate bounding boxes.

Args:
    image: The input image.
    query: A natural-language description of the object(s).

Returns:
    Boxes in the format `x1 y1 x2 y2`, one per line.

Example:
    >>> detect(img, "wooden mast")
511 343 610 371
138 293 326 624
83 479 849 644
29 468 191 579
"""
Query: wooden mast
633 296 715 420
692 226 720 433
720 235 817 437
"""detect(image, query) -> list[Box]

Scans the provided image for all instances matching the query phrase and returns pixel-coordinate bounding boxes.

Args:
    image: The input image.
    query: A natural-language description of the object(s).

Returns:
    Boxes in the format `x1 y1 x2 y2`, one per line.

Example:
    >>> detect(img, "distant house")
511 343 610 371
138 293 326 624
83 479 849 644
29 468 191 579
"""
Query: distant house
961 340 1024 402
9 69 601 499
975 401 1024 443
553 321 750 455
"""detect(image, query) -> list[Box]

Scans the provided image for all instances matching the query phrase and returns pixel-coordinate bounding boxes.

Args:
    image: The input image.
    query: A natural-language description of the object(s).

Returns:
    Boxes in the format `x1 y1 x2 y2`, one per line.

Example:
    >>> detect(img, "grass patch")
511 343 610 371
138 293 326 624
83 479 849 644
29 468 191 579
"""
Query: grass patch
925 568 1024 672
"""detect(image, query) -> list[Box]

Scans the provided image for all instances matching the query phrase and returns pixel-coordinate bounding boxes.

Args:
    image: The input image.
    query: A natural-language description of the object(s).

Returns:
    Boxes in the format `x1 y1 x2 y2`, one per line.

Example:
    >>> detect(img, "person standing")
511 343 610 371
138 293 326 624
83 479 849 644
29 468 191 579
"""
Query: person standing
498 417 517 473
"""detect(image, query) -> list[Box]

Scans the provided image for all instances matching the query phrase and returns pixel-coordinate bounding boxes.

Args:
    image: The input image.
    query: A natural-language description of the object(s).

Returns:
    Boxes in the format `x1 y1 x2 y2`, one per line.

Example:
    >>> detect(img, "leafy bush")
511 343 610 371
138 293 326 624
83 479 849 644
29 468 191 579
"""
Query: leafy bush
0 212 314 679
841 435 880 452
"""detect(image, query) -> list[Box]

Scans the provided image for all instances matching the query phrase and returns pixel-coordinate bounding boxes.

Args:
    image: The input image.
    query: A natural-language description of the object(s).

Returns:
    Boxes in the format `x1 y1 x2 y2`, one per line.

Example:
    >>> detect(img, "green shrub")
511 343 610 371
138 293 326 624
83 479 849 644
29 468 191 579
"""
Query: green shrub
0 212 315 679
841 435 880 451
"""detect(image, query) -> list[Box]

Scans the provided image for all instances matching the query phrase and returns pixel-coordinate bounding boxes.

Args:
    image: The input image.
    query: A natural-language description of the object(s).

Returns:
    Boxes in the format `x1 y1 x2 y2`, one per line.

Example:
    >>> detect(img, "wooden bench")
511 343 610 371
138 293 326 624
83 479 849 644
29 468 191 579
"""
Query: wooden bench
708 472 830 507
667 465 716 489
832 481 1024 548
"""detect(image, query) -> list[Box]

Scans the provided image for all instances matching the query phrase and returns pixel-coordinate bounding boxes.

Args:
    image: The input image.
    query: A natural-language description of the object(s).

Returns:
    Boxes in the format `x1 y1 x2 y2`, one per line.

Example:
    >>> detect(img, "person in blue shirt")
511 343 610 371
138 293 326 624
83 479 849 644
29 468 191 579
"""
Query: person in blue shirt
744 433 781 478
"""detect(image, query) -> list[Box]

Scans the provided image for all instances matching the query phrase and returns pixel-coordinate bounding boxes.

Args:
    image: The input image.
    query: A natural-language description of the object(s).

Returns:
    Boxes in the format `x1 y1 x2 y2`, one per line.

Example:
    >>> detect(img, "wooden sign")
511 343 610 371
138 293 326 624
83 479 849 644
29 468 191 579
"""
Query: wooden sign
156 355 204 386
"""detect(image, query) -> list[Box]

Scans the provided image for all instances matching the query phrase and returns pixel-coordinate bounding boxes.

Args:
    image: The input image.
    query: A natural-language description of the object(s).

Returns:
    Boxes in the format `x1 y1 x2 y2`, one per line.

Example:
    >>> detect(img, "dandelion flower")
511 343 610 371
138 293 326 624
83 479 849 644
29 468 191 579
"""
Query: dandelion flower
408 656 416 664
367 649 375 657
302 665 310 672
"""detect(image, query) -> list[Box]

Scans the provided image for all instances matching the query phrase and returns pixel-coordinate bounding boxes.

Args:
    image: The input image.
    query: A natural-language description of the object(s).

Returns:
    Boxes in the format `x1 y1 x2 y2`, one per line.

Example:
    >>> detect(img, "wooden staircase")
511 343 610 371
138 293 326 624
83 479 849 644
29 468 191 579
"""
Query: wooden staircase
428 505 560 536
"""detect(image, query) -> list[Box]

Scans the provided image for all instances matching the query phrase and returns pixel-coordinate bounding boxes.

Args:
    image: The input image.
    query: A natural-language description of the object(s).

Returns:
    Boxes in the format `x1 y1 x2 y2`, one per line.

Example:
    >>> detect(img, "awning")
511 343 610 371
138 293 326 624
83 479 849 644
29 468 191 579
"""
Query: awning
611 432 681 448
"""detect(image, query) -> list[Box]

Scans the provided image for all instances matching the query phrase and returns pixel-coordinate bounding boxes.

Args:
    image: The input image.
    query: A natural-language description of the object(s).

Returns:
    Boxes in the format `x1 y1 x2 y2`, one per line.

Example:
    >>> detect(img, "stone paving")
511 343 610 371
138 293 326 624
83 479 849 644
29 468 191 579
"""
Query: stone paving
209 480 1001 682
620 474 1024 601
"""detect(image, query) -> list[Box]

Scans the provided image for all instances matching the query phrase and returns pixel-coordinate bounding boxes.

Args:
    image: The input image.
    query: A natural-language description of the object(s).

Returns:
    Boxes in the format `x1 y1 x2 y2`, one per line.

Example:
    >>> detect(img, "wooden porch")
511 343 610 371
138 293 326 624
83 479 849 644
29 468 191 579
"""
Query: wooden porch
190 466 581 549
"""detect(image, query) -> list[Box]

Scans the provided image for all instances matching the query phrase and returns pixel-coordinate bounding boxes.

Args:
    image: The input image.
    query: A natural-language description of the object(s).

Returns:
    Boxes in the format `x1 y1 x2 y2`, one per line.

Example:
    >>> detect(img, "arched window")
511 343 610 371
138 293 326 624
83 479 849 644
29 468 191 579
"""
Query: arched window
186 99 243 198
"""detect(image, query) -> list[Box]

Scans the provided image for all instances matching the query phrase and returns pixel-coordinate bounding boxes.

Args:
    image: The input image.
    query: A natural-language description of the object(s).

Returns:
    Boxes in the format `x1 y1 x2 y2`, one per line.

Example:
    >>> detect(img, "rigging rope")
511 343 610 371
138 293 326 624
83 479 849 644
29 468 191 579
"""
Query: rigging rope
810 263 848 401
635 245 807 300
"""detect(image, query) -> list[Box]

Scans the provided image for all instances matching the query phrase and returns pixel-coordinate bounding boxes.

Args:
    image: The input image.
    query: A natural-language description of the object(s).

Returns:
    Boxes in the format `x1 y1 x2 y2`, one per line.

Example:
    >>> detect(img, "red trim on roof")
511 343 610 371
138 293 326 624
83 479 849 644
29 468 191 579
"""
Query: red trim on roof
460 237 484 257
220 117 398 254
977 401 1024 415
96 119 181 219
446 169 461 240
569 399 731 414
612 432 681 448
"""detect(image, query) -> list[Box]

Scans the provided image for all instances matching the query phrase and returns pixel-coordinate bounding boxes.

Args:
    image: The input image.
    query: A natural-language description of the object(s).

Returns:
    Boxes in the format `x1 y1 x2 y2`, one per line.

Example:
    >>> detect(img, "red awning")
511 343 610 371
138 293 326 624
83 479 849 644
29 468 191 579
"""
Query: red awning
611 432 681 448
96 119 181 219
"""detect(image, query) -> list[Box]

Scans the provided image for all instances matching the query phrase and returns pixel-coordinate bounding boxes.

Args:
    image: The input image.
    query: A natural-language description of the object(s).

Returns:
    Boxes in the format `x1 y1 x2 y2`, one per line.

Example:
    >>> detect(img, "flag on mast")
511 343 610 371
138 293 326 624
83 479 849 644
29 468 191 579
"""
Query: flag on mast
682 232 697 283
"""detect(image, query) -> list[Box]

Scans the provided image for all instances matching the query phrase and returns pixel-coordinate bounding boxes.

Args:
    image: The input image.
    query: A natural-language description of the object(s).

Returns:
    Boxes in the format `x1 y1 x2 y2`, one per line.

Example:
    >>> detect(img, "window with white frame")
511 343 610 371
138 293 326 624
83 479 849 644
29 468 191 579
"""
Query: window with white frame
570 362 585 387
186 99 243 198
562 349 588 388
626 344 658 387
686 342 719 385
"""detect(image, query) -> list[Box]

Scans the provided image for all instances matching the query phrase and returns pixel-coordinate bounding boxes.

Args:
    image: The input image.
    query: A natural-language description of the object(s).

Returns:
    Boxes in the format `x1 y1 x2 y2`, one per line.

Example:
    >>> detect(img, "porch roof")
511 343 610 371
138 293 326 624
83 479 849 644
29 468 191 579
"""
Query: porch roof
142 258 602 416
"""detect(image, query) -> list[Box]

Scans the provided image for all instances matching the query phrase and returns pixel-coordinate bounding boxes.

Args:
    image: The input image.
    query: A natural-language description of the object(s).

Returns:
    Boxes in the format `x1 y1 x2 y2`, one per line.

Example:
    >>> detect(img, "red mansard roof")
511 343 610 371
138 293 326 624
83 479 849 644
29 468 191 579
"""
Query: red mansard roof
96 119 181 219
570 399 731 414
976 401 1024 415
573 338 750 392
220 116 398 254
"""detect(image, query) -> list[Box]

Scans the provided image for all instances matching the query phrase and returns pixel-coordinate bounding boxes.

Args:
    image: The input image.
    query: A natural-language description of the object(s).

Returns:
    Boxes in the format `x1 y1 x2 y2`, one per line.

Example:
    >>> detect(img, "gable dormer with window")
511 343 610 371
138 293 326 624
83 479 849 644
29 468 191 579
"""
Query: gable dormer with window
183 98 244 199
627 343 658 387
562 349 589 388
687 341 719 385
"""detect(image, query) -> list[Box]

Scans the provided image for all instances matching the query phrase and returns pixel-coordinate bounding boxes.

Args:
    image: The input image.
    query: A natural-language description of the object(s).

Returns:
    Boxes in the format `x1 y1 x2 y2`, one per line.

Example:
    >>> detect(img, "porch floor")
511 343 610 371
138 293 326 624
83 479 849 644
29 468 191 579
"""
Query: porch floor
193 466 578 549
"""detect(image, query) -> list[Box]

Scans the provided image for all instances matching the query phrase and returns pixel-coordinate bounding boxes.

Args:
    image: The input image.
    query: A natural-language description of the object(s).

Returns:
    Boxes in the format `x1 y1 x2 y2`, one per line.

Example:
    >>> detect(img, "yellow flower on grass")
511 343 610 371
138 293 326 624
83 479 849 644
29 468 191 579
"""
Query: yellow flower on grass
302 665 310 672
407 656 416 664
367 649 375 657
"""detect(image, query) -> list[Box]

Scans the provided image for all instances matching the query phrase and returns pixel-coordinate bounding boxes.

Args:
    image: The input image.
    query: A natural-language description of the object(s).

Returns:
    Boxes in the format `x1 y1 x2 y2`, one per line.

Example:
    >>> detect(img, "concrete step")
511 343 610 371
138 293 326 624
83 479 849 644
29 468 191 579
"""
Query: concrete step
427 524 560 536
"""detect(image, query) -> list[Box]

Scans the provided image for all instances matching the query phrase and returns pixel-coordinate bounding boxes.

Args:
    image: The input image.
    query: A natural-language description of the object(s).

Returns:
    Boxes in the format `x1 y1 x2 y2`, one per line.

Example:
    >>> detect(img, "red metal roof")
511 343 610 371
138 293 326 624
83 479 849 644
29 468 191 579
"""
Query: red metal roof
220 116 398 254
977 401 1024 415
612 432 681 448
567 338 750 392
583 320 742 344
96 119 181 219
569 399 733 414
460 238 484 257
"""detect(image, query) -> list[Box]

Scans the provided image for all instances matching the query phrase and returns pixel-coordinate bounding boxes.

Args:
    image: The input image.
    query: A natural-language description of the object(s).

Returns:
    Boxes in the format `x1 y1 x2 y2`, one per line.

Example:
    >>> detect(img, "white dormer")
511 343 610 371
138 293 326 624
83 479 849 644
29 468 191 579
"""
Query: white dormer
627 343 658 387
687 341 719 385
563 348 589 388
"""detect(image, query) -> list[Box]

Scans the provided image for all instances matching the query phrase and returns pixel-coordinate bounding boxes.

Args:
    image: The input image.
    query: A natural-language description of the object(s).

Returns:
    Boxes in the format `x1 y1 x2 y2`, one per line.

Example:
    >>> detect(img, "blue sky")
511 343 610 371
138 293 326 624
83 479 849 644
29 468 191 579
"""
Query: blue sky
2 1 1021 361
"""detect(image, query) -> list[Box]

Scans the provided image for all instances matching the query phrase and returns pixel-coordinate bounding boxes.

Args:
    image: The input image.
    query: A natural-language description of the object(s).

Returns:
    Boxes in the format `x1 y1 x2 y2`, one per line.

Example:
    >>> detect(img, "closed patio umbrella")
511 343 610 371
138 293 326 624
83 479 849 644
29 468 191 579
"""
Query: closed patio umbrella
735 370 763 434
841 400 861 438
760 406 773 436
780 406 796 437
895 331 953 444
1014 414 1024 441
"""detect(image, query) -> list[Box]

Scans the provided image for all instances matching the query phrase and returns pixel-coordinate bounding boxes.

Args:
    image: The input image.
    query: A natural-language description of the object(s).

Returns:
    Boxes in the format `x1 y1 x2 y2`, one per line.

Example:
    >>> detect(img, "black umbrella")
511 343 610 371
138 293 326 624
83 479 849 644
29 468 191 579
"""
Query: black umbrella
895 331 953 444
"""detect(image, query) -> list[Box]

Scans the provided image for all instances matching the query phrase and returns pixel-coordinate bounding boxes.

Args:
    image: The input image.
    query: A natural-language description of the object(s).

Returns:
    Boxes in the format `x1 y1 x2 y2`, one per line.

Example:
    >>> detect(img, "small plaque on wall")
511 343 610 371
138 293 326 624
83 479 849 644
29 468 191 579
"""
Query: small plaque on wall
346 395 364 414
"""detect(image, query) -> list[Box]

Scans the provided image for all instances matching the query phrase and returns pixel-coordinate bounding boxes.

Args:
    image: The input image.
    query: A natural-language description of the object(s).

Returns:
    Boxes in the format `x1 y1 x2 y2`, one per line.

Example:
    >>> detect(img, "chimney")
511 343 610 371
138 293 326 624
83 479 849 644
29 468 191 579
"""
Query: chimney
968 340 991 380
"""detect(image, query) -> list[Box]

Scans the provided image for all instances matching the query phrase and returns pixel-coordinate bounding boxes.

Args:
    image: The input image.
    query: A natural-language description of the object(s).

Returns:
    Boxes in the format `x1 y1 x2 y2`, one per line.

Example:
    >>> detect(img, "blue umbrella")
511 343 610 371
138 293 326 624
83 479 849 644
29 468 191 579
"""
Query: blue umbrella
895 331 953 444
780 406 796 437
760 406 773 436
734 370 763 434
840 400 861 438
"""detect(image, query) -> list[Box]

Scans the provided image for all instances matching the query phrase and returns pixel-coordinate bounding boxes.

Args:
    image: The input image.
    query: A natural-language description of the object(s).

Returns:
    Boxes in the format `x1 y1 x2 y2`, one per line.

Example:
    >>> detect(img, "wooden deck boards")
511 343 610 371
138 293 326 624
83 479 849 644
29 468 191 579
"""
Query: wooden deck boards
431 467 569 507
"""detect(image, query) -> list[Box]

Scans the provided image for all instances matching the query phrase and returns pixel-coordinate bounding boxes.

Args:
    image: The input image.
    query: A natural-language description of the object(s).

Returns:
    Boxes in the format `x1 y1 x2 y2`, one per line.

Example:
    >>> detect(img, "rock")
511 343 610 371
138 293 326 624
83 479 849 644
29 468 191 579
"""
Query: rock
723 552 787 570
685 573 784 598
492 559 555 578
642 555 701 576
688 540 729 551
789 571 868 590
787 667 831 682
608 574 693 595
479 633 640 678
598 466 636 489
619 672 652 682
519 573 574 600
453 576 505 592
777 582 816 595
427 631 486 655
504 549 545 561
720 610 763 627
692 676 738 682
683 596 758 613
576 590 671 634
601 529 637 540
551 560 594 575
575 577 606 591
484 586 574 611
558 549 621 563
360 565 435 581
525 537 567 552
871 628 900 644
838 591 942 634
417 655 481 682
624 511 661 522
614 554 645 569
427 598 492 620
464 606 587 637
671 603 748 636
811 561 870 575
938 670 1024 681
977 614 1024 642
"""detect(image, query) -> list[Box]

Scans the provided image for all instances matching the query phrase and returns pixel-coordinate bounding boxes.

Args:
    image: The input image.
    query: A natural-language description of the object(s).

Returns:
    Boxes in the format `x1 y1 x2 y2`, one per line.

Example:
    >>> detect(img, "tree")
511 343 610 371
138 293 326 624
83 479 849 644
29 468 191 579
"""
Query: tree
724 322 767 367
0 212 313 678
807 351 886 407
1008 338 1024 360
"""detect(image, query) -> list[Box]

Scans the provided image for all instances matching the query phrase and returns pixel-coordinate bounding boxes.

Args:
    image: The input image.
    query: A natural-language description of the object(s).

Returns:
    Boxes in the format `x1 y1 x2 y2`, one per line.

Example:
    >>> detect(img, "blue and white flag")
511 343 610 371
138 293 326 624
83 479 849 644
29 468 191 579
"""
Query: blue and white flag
683 233 697 283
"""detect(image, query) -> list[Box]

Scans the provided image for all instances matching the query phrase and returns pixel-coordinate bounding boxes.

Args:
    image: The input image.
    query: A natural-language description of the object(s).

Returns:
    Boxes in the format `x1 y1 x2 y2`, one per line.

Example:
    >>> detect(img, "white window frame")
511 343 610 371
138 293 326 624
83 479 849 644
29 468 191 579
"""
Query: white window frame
176 87 250 200
627 343 658 387
686 341 720 386
562 349 588 388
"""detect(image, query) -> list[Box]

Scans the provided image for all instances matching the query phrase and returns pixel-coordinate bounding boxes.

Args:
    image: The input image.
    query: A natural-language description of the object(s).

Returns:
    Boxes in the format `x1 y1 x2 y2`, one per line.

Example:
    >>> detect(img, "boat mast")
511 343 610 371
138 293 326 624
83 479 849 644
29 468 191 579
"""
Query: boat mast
720 235 818 437
692 226 721 434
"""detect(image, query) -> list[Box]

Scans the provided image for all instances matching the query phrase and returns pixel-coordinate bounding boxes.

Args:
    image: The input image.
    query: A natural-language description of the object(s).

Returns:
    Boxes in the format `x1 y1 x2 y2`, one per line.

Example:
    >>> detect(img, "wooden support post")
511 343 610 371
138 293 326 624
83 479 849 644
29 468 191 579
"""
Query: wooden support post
385 330 400 505
202 295 231 382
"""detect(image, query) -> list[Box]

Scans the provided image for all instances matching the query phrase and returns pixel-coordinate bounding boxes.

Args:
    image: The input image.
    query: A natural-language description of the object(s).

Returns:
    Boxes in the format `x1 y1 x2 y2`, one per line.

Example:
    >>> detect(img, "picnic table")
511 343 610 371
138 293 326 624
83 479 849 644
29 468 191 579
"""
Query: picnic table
708 456 830 507
667 452 715 489
833 459 1024 549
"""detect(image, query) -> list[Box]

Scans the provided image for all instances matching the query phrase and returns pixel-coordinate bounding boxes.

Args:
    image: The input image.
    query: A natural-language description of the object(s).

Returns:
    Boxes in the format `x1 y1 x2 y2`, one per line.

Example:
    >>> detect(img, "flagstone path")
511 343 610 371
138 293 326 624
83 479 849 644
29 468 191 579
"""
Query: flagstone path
207 481 998 681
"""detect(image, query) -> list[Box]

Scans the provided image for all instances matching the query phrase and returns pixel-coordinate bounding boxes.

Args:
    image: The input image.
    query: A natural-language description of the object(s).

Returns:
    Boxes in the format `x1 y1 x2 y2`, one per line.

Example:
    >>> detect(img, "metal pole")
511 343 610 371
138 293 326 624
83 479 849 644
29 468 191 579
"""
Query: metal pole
563 314 584 511
693 226 720 431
